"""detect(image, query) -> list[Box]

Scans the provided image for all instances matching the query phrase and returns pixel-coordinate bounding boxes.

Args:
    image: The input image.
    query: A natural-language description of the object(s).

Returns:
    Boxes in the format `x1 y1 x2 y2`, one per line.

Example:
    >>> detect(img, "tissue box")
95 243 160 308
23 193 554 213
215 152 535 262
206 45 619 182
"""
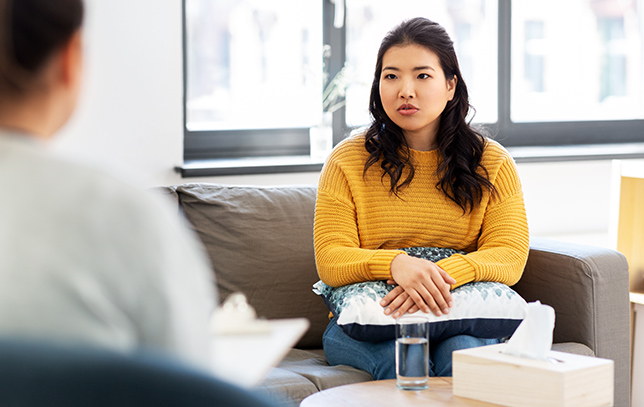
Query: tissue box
452 344 613 407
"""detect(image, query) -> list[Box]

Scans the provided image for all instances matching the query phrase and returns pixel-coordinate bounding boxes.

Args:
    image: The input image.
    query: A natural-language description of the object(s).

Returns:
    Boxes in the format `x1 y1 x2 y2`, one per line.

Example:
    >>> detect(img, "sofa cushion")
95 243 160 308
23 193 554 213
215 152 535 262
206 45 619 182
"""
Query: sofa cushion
258 349 372 407
259 367 318 407
175 184 329 348
277 348 372 391
550 342 594 357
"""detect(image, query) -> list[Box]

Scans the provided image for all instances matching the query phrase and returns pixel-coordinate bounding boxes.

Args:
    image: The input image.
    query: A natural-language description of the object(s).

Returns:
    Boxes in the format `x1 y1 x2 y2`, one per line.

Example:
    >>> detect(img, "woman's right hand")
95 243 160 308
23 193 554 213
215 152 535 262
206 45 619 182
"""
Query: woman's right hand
381 254 456 318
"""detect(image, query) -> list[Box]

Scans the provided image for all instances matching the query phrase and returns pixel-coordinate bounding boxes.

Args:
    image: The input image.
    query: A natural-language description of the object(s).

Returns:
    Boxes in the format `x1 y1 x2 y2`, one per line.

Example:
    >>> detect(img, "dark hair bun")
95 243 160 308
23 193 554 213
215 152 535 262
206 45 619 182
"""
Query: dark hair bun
0 0 84 91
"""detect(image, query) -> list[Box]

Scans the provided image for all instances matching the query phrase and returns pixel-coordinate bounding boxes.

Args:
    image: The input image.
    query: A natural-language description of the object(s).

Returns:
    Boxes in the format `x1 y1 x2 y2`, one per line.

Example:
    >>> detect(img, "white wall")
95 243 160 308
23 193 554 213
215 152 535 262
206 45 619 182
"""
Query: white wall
54 0 185 186
517 160 613 244
52 0 619 246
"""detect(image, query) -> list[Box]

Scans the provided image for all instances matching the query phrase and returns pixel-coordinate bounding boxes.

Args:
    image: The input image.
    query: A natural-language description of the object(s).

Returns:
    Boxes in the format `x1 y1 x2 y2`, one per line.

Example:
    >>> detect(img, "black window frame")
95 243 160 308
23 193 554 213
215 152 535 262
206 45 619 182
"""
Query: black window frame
179 0 644 177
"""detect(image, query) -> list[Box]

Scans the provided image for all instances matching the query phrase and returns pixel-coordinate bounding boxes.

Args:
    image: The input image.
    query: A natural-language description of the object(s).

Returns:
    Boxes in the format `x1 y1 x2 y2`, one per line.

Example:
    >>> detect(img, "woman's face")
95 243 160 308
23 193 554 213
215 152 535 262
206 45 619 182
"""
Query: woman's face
379 44 456 147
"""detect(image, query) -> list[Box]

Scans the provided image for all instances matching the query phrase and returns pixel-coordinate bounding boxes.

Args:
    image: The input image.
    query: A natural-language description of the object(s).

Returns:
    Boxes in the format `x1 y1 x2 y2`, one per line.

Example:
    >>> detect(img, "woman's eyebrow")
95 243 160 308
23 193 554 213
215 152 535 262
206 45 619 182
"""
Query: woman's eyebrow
382 66 436 71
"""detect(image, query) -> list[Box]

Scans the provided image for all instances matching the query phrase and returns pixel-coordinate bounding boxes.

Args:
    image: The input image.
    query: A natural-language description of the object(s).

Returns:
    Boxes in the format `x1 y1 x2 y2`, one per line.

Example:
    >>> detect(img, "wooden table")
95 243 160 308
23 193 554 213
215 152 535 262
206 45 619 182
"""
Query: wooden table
300 378 501 407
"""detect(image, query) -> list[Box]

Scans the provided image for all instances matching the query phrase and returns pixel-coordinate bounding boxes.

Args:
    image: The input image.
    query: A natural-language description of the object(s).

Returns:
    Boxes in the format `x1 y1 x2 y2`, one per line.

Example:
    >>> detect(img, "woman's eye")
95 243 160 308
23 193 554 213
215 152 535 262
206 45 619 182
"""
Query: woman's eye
384 73 397 80
418 73 431 79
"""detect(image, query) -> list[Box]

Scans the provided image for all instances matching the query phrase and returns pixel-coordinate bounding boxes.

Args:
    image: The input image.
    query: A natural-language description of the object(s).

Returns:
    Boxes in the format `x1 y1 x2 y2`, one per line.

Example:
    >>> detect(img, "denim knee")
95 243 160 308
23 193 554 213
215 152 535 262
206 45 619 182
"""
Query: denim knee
322 318 396 380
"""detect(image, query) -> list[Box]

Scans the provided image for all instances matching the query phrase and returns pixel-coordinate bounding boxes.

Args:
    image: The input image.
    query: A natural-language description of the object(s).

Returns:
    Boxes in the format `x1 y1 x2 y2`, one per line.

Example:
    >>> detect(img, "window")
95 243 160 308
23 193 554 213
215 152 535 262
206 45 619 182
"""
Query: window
503 0 644 148
184 0 323 162
599 17 627 101
511 0 643 123
181 0 644 176
522 20 545 94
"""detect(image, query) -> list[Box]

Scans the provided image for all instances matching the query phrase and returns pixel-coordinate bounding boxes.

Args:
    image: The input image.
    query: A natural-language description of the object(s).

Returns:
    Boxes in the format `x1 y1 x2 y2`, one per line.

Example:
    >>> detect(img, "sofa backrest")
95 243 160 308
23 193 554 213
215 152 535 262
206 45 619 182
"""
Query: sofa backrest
166 183 329 349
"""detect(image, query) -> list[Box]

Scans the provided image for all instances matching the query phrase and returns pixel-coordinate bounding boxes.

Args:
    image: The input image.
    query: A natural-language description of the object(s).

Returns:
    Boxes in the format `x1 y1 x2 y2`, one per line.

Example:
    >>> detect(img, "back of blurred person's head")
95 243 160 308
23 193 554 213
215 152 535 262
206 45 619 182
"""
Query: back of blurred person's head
0 0 84 136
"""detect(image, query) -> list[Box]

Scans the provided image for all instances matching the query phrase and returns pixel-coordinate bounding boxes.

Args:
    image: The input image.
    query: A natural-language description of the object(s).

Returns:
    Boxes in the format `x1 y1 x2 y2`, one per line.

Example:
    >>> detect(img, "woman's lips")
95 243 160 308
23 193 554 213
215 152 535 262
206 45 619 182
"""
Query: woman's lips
398 104 419 116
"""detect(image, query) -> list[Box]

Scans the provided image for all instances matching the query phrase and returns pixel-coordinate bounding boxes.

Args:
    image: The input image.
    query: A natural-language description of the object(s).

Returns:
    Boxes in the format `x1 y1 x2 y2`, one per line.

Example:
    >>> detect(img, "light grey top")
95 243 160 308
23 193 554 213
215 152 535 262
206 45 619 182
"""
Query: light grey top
0 130 216 370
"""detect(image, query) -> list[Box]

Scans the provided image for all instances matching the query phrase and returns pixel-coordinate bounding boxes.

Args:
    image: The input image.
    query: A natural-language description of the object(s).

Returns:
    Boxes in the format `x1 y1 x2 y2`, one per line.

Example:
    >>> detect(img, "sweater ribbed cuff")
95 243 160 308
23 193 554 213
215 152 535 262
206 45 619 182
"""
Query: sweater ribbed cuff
436 255 476 288
369 250 406 280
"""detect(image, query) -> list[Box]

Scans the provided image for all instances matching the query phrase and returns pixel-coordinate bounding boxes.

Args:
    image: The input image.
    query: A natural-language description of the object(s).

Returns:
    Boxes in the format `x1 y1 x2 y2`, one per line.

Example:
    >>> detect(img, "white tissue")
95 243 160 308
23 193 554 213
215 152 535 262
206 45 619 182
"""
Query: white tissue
501 301 555 360
210 293 271 335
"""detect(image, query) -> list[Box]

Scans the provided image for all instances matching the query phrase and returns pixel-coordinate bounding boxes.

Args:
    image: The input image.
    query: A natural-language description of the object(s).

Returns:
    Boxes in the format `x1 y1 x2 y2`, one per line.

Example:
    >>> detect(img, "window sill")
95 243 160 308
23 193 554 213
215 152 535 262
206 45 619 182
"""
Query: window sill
176 156 324 177
176 143 644 177
508 142 644 163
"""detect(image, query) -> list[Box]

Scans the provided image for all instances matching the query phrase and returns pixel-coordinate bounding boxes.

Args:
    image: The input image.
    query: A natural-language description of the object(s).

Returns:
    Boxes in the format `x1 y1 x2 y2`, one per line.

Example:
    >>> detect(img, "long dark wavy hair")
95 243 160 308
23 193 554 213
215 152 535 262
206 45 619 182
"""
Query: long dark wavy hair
0 0 84 95
364 17 495 213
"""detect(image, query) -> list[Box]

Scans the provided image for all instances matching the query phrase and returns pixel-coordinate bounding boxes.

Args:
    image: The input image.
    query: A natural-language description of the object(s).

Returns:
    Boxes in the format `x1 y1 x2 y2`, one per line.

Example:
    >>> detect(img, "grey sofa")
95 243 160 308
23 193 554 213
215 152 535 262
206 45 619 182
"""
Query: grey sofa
155 183 631 407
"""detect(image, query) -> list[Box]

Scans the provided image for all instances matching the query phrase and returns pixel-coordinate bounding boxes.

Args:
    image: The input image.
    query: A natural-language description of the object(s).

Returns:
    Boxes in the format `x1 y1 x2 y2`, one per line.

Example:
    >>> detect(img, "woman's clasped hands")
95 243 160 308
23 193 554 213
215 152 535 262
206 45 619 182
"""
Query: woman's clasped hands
380 254 456 318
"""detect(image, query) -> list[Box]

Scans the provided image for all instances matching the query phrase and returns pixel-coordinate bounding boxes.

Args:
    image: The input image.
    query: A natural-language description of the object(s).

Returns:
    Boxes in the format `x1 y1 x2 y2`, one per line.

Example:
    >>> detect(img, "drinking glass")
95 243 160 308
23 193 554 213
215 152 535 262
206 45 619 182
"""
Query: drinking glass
395 315 429 390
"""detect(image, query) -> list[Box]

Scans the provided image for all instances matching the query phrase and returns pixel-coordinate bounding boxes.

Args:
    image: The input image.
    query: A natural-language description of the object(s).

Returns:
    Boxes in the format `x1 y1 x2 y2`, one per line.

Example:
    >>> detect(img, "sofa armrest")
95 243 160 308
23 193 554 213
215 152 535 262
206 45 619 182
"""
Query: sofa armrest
513 237 630 407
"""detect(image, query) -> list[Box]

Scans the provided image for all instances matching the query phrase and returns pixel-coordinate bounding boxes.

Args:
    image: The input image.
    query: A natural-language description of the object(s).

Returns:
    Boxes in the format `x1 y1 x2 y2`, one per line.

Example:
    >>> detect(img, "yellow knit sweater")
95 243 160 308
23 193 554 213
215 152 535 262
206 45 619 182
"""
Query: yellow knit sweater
314 134 529 289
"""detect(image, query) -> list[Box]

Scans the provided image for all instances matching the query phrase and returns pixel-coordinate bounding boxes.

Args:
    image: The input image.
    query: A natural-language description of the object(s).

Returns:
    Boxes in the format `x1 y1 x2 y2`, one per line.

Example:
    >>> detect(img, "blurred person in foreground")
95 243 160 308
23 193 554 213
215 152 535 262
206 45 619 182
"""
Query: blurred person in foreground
0 0 217 371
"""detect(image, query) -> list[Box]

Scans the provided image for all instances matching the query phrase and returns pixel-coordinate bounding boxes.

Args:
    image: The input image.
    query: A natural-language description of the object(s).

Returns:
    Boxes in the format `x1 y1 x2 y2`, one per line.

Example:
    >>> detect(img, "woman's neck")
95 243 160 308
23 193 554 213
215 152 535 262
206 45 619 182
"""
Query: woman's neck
403 131 437 151
0 94 59 139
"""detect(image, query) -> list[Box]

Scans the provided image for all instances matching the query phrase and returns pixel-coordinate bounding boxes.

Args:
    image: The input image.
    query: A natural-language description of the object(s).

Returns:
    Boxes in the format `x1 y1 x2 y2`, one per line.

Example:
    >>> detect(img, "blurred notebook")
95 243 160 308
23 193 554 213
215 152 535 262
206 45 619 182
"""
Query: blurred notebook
210 318 309 388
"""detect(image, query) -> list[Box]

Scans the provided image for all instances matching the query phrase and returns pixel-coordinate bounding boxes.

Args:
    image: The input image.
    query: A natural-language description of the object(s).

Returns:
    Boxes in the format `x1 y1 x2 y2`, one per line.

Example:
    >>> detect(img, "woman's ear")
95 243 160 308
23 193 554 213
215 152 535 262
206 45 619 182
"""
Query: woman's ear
44 30 83 136
58 30 83 89
447 75 457 101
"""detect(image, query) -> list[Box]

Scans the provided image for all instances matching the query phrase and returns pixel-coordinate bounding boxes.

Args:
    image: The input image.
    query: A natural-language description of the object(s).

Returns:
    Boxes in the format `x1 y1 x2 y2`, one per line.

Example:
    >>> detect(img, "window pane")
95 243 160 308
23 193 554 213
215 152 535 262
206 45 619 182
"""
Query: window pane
345 0 498 128
511 0 644 122
185 0 322 131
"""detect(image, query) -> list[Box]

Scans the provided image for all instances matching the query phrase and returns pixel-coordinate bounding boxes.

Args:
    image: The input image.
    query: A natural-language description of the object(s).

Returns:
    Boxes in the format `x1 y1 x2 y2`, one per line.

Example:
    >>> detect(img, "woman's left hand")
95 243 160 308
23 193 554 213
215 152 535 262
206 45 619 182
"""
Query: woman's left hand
380 281 420 317
384 254 455 317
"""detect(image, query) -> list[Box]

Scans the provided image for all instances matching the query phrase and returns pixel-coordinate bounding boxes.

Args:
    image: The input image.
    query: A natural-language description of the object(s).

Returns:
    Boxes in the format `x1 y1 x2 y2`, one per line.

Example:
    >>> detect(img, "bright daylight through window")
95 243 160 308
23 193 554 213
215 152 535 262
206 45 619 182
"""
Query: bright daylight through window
511 0 644 122
185 0 322 131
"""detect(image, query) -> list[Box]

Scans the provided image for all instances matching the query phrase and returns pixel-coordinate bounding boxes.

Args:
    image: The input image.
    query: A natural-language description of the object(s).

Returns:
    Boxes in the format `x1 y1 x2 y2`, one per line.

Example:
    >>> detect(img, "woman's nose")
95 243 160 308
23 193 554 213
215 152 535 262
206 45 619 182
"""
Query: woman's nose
399 80 415 99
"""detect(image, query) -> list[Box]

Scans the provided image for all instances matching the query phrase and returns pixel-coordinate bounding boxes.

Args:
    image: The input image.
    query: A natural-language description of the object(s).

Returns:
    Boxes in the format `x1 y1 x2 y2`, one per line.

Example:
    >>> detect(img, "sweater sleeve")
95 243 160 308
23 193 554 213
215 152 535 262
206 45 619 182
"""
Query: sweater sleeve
435 154 530 288
314 157 405 287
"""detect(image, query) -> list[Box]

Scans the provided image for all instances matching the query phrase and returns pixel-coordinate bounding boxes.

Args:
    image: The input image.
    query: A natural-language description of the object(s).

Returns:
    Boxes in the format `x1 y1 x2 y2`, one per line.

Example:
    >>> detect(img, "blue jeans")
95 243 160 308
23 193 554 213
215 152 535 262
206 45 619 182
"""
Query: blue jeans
322 317 500 379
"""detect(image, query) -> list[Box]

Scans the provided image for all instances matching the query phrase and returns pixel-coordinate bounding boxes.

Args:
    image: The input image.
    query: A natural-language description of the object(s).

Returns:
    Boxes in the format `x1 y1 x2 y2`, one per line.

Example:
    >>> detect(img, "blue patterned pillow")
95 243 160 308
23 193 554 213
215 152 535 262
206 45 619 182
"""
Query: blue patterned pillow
313 248 526 342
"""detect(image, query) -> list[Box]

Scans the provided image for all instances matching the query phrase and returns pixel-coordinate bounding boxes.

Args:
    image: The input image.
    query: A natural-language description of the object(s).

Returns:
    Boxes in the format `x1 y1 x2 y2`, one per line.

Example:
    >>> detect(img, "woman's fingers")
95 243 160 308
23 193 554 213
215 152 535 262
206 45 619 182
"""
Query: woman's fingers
439 267 457 285
409 267 452 316
391 296 416 318
389 253 457 317
381 287 424 317
380 285 404 308
383 291 407 316
381 286 409 315
431 266 454 310
414 283 444 316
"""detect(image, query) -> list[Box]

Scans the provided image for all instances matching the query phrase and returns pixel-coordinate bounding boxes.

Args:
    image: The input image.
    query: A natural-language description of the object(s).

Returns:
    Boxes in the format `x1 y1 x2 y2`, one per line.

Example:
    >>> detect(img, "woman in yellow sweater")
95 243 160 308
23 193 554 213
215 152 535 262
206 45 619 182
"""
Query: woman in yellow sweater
314 17 529 379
